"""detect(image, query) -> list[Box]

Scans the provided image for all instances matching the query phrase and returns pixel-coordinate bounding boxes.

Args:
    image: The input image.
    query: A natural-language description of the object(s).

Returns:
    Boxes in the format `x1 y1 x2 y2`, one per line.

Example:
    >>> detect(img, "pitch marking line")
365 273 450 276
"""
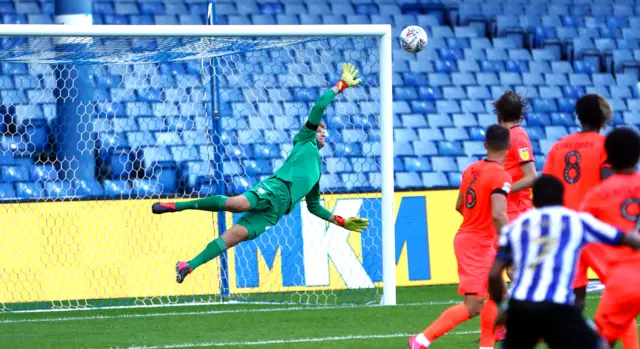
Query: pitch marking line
0 296 604 325
88 331 481 349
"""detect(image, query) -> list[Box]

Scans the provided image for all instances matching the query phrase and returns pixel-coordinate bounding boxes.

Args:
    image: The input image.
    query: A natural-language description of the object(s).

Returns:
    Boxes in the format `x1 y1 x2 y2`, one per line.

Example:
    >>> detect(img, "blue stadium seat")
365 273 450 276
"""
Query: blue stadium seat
401 114 428 128
545 73 568 86
74 179 103 197
418 87 443 100
434 60 457 73
557 99 576 113
467 86 491 100
480 60 504 73
506 60 527 73
528 62 551 74
461 100 485 113
413 141 439 156
394 128 419 142
432 157 457 172
403 73 427 87
586 86 610 98
394 141 414 157
444 128 470 141
394 87 418 101
477 72 499 85
397 172 422 190
411 101 437 114
404 157 432 172
463 141 487 157
453 114 478 127
545 126 569 141
31 165 57 182
132 179 164 197
436 100 461 114
540 86 563 99
551 61 574 74
593 73 616 86
562 86 585 99
524 126 545 141
0 182 15 199
500 72 523 85
448 173 462 188
468 127 485 141
428 73 452 86
458 60 480 73
334 143 362 157
439 141 465 156
320 174 345 192
243 160 273 176
551 113 576 126
532 99 558 113
427 114 453 128
422 172 449 188
103 180 131 198
611 86 632 99
46 181 73 198
16 182 43 199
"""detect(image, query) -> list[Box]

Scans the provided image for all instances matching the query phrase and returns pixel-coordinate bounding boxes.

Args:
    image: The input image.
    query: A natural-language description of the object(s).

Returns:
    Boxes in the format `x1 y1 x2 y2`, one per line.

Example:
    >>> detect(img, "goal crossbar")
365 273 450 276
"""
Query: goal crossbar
0 24 391 37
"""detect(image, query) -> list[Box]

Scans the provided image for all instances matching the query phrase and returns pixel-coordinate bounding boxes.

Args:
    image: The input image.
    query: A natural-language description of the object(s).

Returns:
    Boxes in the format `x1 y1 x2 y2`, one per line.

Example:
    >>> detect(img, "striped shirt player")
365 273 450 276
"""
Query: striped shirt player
487 175 640 349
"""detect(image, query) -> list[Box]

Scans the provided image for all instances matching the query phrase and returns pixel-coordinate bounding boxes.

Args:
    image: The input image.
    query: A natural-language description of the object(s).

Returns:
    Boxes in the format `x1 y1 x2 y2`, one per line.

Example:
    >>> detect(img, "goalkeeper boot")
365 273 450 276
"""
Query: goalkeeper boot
152 202 177 214
175 261 193 284
408 335 426 349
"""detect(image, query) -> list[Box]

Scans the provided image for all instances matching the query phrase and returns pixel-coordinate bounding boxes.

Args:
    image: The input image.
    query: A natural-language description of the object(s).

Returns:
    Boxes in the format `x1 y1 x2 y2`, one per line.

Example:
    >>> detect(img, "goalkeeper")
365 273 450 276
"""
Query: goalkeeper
152 63 370 283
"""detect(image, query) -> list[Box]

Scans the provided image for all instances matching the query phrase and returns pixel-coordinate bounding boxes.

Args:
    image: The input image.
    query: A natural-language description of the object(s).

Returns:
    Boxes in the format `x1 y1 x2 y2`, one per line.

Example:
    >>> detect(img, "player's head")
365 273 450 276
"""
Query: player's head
575 94 612 131
316 122 327 149
493 90 528 124
484 124 511 153
605 127 640 172
532 175 564 208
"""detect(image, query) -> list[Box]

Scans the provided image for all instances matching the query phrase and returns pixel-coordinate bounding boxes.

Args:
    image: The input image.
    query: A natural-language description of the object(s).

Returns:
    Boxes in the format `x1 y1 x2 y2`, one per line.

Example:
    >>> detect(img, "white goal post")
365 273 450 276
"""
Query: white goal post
0 24 396 309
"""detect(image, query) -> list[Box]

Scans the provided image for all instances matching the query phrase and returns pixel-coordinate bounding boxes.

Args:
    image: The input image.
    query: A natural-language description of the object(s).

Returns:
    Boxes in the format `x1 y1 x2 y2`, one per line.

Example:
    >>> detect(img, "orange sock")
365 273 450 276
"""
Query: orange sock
621 318 639 349
423 303 471 342
479 299 498 348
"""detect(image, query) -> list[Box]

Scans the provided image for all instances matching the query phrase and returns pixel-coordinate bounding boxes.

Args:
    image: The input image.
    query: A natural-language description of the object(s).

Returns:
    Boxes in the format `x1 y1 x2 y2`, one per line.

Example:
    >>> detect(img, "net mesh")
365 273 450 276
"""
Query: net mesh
0 35 383 311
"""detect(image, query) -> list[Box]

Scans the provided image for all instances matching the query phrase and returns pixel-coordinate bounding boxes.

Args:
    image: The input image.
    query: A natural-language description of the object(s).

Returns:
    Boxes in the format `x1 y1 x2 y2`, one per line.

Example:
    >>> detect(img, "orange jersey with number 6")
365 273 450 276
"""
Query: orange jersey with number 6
458 159 513 243
542 131 608 210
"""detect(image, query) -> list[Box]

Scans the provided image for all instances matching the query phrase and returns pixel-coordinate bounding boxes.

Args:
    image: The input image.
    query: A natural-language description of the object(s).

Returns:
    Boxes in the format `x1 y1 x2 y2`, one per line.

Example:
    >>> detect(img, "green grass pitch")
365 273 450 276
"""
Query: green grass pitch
0 285 630 349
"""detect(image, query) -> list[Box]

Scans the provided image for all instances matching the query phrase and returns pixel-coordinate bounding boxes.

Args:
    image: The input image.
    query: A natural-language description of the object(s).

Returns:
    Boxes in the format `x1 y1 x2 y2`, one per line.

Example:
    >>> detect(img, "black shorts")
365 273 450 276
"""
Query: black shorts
503 300 602 349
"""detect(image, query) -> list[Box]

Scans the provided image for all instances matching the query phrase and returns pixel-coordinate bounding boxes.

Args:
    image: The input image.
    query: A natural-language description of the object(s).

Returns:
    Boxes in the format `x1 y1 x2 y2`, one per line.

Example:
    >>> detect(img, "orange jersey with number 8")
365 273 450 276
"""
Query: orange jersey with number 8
542 131 608 211
458 160 513 243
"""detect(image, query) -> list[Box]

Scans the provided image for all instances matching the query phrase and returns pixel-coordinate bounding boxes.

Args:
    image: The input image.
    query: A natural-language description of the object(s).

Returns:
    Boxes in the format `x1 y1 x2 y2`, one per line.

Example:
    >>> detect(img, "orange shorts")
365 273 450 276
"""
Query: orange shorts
573 244 615 289
595 264 640 343
454 233 496 298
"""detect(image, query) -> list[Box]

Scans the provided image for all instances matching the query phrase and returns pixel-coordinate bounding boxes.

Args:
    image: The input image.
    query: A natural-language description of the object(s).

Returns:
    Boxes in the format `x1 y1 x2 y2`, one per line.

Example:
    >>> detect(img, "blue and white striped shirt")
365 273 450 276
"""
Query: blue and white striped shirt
497 206 623 305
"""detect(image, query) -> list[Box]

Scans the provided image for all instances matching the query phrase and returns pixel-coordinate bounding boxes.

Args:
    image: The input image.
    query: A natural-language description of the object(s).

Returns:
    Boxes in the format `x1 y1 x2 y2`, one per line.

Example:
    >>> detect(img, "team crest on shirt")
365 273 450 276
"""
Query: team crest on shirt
519 148 530 161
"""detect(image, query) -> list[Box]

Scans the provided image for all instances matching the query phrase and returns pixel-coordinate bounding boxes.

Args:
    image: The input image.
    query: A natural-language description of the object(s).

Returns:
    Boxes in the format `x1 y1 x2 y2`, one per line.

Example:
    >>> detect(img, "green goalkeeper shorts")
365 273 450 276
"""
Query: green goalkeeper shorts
238 177 291 240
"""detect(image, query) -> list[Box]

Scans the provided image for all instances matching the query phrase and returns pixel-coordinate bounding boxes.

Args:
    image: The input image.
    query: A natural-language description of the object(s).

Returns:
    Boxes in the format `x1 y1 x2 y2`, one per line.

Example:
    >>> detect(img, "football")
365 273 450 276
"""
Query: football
400 25 428 53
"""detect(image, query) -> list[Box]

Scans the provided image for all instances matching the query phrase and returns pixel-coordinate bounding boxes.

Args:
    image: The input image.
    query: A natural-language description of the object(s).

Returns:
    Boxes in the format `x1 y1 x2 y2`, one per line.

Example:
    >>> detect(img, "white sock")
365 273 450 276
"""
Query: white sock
416 333 431 347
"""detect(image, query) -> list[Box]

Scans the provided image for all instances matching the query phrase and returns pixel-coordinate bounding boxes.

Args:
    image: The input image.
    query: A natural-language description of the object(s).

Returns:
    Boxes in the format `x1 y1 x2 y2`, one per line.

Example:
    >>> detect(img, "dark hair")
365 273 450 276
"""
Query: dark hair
533 175 564 208
485 124 510 151
605 127 640 170
493 90 528 123
575 94 612 130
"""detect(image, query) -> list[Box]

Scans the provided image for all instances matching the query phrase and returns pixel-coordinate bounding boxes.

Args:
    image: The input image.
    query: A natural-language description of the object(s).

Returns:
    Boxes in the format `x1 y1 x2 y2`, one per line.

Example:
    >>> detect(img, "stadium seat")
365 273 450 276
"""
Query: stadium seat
439 141 465 156
432 157 457 172
422 172 449 188
2 166 28 183
397 172 422 190
413 141 439 156
16 182 43 199
404 157 432 172
46 181 74 198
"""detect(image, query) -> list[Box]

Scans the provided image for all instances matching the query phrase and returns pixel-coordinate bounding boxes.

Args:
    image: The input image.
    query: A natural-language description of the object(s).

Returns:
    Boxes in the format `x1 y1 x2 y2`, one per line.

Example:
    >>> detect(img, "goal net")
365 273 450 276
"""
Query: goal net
0 25 394 311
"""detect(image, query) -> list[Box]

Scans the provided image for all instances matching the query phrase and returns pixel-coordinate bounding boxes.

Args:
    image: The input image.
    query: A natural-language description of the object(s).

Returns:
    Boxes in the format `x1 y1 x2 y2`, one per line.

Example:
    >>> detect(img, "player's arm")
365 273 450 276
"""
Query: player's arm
489 229 513 305
511 161 537 193
305 182 369 232
579 213 640 249
306 63 361 129
511 136 537 193
491 192 509 233
455 190 464 215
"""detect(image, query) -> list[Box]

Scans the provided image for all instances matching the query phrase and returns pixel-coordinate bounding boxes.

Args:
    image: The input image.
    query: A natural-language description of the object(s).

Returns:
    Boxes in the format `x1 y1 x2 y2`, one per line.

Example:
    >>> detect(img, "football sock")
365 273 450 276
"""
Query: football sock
621 319 639 349
479 299 498 348
175 195 228 212
423 303 471 342
188 237 227 270
415 333 431 347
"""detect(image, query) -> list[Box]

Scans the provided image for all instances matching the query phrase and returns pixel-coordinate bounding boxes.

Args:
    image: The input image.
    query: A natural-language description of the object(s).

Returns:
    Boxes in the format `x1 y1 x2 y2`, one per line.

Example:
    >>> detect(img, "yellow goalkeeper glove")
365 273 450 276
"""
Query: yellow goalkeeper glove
335 216 369 233
335 63 362 93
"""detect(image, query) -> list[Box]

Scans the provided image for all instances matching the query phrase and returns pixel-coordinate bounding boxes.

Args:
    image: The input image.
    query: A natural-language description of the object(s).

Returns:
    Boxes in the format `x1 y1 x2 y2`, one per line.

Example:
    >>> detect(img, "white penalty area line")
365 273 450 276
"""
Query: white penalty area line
0 296 604 325
88 331 481 349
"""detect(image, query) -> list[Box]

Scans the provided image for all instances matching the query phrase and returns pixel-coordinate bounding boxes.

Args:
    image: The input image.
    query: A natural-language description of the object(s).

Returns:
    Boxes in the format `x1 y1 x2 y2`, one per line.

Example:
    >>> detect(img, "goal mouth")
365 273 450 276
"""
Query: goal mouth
0 25 395 312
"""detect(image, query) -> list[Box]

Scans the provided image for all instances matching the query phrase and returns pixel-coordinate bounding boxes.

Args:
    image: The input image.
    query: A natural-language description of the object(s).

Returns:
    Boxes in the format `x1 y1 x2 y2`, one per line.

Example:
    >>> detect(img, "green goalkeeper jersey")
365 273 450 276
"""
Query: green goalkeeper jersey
271 89 336 218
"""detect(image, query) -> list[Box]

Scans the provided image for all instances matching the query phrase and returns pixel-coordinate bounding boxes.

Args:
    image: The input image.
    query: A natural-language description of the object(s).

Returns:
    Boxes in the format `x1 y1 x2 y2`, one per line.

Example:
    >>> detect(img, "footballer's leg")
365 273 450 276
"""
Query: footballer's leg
175 183 285 283
153 194 251 214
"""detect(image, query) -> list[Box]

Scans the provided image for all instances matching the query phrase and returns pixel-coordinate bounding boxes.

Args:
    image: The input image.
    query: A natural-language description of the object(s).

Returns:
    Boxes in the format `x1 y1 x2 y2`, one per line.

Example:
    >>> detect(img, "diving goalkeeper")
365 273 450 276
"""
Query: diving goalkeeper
152 63 370 283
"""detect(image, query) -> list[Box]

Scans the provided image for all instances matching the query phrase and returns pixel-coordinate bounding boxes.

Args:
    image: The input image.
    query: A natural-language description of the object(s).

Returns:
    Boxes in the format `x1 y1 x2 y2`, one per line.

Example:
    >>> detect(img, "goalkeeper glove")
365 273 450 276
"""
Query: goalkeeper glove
335 63 362 93
335 216 369 233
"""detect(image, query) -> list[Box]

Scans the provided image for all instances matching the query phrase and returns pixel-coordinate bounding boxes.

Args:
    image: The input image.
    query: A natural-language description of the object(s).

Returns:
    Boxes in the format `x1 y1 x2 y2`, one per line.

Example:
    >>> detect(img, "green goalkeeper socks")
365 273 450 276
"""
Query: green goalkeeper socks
175 195 228 212
188 237 227 270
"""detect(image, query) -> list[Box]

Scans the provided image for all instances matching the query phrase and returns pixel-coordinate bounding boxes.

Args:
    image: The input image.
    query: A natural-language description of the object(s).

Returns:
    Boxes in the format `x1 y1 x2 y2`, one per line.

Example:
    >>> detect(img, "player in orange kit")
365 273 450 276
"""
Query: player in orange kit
542 95 638 348
581 127 640 347
494 91 537 222
408 124 512 349
492 91 537 341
